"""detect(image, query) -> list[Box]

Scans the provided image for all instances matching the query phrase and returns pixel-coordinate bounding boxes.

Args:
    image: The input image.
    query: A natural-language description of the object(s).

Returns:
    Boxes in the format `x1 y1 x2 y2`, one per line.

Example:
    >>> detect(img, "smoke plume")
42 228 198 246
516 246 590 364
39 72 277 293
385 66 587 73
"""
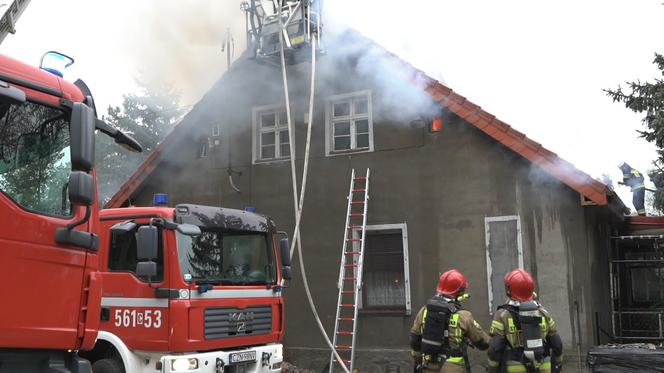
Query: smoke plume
122 1 247 105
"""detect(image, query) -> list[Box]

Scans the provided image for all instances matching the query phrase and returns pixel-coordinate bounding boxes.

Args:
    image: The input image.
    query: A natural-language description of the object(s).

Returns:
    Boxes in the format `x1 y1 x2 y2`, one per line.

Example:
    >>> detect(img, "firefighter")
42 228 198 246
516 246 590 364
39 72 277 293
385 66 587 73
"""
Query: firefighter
410 269 489 373
619 162 646 216
487 269 563 373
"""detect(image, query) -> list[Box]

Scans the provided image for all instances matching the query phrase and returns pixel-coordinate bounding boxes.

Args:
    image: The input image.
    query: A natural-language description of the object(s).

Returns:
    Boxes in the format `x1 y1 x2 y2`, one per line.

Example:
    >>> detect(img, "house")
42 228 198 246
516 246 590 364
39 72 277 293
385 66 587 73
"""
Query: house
106 32 627 372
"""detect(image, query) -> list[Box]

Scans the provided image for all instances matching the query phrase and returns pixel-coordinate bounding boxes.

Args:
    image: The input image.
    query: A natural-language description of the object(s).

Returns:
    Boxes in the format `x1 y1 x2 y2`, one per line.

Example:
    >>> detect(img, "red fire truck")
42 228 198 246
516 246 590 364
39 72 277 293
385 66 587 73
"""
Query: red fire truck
0 52 141 372
81 203 290 373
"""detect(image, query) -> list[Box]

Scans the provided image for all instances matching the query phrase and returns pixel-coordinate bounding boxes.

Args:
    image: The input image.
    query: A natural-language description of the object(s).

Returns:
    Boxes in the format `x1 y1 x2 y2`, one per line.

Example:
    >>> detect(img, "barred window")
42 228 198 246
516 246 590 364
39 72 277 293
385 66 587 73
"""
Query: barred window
356 224 411 315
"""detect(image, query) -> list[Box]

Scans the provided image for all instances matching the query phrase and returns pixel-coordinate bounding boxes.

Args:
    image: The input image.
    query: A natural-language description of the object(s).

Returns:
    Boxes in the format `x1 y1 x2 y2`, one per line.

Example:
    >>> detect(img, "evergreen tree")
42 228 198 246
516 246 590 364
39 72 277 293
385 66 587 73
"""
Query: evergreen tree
606 53 664 211
96 82 184 205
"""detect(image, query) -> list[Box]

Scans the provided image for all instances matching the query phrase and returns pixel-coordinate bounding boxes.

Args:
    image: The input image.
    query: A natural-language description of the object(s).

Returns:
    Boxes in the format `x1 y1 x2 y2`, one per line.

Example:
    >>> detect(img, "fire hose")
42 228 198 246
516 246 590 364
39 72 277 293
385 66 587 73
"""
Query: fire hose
277 4 350 372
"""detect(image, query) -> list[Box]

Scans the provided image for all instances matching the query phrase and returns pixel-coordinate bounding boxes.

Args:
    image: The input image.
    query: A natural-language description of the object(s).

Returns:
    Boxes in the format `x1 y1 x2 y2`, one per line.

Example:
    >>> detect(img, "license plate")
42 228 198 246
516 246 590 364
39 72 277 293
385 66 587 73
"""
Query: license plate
229 351 256 365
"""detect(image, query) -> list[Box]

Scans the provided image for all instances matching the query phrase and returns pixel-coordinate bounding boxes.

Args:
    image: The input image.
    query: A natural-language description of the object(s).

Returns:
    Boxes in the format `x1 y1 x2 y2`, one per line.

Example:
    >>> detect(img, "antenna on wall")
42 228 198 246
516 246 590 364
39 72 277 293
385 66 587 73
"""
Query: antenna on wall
221 28 240 194
221 27 235 71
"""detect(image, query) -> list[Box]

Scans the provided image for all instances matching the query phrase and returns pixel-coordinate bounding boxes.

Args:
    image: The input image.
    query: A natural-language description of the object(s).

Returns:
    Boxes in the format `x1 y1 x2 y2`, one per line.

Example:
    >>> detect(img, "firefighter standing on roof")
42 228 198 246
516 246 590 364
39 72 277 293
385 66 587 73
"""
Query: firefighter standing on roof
487 269 563 373
619 162 646 216
410 269 489 373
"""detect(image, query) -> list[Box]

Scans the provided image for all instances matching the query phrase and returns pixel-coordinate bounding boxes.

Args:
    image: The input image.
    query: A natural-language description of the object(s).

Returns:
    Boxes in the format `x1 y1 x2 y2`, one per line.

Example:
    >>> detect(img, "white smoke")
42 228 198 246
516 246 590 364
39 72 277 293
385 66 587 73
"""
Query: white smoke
121 0 247 105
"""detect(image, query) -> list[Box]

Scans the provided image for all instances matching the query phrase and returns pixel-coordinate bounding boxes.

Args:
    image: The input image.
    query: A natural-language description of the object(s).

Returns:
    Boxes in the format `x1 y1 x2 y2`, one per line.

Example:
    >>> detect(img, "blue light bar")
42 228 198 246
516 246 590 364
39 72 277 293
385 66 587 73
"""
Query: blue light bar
153 193 169 206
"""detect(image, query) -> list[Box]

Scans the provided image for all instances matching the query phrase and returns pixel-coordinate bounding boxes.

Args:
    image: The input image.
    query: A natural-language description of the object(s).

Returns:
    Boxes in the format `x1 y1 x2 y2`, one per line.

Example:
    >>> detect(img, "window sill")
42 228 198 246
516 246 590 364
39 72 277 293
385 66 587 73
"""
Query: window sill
358 308 408 316
253 157 291 165
326 147 373 158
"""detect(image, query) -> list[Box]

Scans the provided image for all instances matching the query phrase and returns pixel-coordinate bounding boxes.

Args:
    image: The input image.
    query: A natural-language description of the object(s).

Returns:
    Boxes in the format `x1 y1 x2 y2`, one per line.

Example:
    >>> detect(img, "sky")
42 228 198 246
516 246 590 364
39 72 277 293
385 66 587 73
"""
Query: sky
2 0 663 209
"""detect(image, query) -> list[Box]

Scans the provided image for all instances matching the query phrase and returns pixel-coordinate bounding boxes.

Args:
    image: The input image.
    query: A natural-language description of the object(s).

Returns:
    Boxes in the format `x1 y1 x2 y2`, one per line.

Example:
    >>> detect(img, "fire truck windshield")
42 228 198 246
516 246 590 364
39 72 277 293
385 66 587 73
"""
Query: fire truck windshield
176 229 276 285
0 101 71 216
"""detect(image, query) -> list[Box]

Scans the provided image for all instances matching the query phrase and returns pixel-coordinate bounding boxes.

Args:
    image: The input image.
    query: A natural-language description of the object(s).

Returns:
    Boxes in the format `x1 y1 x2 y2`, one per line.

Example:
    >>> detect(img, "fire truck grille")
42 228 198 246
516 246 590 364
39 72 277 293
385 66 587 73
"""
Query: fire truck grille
204 306 272 340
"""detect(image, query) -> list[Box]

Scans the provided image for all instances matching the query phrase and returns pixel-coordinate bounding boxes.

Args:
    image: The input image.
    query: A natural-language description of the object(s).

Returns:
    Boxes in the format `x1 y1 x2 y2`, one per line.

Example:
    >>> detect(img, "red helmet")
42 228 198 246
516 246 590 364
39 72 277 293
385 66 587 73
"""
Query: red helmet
436 269 468 297
504 268 535 301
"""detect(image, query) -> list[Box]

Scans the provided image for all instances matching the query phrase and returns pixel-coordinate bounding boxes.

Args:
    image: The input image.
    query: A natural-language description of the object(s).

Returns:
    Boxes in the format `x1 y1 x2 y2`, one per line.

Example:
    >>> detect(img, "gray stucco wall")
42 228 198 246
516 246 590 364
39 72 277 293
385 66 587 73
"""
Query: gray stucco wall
126 36 614 372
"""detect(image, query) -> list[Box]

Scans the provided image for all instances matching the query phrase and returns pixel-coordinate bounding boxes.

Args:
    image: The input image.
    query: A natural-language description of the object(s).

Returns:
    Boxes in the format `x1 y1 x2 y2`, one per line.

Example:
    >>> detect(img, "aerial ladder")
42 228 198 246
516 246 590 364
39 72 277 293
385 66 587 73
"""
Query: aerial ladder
0 0 31 44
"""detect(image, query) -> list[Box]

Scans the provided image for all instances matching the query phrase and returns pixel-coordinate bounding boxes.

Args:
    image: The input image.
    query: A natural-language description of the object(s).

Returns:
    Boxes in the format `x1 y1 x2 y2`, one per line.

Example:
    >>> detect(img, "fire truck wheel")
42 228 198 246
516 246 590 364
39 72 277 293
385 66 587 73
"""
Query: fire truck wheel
91 358 124 373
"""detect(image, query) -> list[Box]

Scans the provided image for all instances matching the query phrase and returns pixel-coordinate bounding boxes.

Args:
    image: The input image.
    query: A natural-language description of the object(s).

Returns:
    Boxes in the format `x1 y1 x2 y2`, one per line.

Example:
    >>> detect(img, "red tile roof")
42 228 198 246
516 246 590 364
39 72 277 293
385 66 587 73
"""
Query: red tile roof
413 66 608 205
106 44 610 208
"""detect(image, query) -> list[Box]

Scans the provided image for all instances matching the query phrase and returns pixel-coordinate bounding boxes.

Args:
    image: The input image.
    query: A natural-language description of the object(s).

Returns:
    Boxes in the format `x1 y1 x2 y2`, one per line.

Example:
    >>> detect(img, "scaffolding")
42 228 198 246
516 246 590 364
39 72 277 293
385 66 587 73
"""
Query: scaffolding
610 234 664 342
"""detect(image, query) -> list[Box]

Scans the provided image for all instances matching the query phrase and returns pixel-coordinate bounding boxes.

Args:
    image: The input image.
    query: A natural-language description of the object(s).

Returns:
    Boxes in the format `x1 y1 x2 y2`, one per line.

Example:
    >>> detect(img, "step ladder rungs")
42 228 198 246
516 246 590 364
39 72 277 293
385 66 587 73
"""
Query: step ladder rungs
331 168 370 373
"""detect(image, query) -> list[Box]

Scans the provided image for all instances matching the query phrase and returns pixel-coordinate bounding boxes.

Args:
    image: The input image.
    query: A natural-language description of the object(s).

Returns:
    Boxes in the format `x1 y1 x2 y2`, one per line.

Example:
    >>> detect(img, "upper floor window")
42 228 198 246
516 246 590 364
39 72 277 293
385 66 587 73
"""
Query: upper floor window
325 91 373 156
252 105 290 163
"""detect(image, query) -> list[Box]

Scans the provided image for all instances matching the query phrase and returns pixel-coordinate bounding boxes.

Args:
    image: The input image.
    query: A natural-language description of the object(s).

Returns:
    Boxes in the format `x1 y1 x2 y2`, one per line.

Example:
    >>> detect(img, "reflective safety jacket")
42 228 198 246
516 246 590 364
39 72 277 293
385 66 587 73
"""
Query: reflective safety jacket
487 303 563 373
623 167 646 191
411 304 489 367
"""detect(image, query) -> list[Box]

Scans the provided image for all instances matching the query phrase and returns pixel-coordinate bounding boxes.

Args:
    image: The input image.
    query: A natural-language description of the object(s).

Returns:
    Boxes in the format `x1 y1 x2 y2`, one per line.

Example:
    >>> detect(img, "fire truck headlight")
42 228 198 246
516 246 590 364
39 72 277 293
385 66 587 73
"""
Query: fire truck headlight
171 358 198 371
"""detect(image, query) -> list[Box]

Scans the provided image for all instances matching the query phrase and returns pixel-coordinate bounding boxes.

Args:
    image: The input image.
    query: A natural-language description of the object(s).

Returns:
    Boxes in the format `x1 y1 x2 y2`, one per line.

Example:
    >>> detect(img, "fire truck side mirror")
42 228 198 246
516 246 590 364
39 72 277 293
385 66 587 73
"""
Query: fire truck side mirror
279 238 291 267
279 238 292 281
137 226 158 260
136 261 157 279
67 171 94 206
70 102 95 172
95 118 143 153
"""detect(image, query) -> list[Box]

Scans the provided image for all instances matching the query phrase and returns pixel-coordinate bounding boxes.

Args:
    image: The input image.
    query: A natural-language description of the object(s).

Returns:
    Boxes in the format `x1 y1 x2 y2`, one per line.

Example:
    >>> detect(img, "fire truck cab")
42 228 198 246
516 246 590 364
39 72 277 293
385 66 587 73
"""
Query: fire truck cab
0 53 141 372
83 204 288 373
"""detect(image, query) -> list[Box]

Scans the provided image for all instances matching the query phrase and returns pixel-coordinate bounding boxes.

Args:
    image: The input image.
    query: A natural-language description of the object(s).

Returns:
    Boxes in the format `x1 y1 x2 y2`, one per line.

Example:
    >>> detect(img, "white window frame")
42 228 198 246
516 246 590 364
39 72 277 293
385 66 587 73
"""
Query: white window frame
211 124 220 137
484 215 524 314
325 90 374 157
353 223 411 315
252 104 291 164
